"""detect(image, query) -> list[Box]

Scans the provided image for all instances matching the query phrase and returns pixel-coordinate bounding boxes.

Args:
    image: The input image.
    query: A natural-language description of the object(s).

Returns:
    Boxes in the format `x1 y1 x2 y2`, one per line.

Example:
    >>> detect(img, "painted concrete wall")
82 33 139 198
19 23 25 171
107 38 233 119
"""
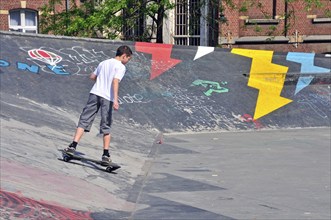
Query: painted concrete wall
1 31 330 132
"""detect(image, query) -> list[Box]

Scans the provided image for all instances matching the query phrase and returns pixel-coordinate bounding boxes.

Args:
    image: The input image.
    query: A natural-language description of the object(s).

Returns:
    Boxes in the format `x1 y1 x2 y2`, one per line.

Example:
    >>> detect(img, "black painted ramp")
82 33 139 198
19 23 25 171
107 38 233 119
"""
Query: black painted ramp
1 31 330 132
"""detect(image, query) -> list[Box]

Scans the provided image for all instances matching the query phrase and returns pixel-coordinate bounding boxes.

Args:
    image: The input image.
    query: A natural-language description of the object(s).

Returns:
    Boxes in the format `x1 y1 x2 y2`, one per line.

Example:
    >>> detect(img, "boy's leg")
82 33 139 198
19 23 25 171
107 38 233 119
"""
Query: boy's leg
65 127 85 154
101 133 112 164
100 98 113 164
103 133 111 150
73 127 85 143
66 94 100 153
102 133 111 162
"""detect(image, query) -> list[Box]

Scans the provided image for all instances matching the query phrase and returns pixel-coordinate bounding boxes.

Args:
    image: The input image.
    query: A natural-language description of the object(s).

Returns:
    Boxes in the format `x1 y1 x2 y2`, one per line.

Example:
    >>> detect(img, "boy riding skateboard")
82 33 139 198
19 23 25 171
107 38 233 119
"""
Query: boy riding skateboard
64 45 132 165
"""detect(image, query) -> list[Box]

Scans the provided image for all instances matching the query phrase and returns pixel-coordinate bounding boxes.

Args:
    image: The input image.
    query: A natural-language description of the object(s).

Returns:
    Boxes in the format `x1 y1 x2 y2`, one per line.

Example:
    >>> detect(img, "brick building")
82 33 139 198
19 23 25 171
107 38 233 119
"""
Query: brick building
219 0 331 53
0 0 81 33
0 0 330 53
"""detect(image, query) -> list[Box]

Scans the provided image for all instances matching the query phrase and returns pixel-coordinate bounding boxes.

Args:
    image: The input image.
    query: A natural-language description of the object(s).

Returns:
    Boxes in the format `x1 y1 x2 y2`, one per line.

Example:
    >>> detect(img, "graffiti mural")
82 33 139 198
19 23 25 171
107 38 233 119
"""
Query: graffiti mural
27 49 69 75
28 49 62 66
191 79 229 96
18 46 110 75
193 46 214 60
135 42 182 80
0 32 330 131
231 49 293 120
286 52 330 94
118 93 151 104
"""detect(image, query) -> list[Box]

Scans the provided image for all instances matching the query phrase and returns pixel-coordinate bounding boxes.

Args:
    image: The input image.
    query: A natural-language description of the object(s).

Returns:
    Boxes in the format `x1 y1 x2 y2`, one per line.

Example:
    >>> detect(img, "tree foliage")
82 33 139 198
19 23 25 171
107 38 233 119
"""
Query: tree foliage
39 0 174 42
39 0 330 42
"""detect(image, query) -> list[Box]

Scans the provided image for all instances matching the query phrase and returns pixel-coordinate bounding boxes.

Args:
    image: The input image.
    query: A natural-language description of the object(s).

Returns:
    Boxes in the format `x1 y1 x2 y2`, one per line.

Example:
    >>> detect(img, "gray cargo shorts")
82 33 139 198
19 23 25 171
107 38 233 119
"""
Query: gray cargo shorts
78 93 113 134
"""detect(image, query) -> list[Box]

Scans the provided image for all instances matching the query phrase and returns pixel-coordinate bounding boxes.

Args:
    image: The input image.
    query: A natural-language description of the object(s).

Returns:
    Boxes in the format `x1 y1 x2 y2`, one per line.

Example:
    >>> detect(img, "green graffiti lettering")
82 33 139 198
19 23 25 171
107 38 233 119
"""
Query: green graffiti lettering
191 79 229 96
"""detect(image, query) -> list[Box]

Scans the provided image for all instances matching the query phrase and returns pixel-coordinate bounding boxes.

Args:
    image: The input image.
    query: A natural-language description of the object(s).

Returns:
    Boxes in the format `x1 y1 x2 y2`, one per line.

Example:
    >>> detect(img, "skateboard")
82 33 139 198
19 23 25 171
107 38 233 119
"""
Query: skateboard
61 150 121 173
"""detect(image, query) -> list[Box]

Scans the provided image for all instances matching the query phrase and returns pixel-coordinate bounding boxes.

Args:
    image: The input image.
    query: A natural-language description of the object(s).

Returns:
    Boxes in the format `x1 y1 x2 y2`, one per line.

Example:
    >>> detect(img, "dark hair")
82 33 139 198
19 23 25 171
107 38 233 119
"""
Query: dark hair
116 45 132 57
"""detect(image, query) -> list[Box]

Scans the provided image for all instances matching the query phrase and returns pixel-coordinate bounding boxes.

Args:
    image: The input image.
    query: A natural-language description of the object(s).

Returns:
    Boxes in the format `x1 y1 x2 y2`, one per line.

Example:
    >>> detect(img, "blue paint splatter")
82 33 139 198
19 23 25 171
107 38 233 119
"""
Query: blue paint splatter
286 52 330 94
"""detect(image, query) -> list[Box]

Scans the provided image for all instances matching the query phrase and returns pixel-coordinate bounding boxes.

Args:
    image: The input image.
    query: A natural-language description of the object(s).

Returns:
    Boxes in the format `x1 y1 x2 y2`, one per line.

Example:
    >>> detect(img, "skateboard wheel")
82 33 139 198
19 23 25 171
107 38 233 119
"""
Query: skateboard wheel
63 155 71 162
106 167 113 172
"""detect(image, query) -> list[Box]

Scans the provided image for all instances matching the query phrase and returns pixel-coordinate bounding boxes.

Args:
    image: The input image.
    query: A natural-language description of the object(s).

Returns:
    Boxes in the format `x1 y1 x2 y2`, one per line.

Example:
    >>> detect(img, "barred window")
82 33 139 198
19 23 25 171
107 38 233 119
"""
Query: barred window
174 0 201 46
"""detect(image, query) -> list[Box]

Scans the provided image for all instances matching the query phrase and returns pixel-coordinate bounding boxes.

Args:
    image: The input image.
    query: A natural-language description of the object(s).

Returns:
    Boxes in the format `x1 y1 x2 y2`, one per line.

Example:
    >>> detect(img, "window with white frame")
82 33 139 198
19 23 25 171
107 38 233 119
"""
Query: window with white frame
9 9 38 33
174 0 201 46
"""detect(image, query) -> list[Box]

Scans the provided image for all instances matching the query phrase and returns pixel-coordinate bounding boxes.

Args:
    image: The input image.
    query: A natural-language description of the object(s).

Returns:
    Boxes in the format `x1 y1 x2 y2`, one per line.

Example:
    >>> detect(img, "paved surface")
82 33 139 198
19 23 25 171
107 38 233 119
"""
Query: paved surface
0 32 330 219
1 120 330 219
132 128 330 219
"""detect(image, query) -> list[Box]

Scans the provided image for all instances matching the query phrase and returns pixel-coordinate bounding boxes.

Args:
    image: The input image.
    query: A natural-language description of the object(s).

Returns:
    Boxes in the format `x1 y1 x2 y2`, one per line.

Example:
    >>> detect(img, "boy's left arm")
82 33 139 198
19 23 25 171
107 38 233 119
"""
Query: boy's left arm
112 78 120 110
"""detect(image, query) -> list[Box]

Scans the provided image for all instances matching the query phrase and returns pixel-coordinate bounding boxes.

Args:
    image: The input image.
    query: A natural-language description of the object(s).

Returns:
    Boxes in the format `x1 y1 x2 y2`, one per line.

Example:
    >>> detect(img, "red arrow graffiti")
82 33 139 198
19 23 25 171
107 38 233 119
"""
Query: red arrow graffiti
135 42 182 80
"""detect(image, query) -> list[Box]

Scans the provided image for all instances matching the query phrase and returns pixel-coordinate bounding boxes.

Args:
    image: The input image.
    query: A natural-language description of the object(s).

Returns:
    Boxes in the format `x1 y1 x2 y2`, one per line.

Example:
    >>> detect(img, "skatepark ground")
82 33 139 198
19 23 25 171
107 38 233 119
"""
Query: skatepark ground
0 32 330 219
1 120 330 219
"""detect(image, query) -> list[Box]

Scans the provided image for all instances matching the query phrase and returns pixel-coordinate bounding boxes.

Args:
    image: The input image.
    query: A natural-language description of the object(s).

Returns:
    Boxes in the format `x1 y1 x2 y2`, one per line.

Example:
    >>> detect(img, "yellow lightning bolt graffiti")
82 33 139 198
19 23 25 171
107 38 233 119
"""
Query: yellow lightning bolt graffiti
232 49 293 120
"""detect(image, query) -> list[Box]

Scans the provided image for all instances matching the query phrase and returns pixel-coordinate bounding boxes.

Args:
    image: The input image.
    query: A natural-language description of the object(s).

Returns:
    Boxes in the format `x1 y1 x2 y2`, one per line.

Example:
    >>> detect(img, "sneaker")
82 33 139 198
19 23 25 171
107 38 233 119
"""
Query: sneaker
63 145 76 155
101 155 112 166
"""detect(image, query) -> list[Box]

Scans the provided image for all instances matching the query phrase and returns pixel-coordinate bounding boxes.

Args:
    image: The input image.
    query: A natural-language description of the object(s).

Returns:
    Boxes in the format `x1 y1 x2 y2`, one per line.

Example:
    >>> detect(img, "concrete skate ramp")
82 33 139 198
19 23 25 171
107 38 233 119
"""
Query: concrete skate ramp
1 31 330 132
1 32 330 219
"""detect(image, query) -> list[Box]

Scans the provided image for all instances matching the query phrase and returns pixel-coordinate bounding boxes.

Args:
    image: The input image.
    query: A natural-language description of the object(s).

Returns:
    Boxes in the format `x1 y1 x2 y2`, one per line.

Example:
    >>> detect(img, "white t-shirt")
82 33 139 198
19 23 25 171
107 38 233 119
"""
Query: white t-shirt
90 58 126 101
